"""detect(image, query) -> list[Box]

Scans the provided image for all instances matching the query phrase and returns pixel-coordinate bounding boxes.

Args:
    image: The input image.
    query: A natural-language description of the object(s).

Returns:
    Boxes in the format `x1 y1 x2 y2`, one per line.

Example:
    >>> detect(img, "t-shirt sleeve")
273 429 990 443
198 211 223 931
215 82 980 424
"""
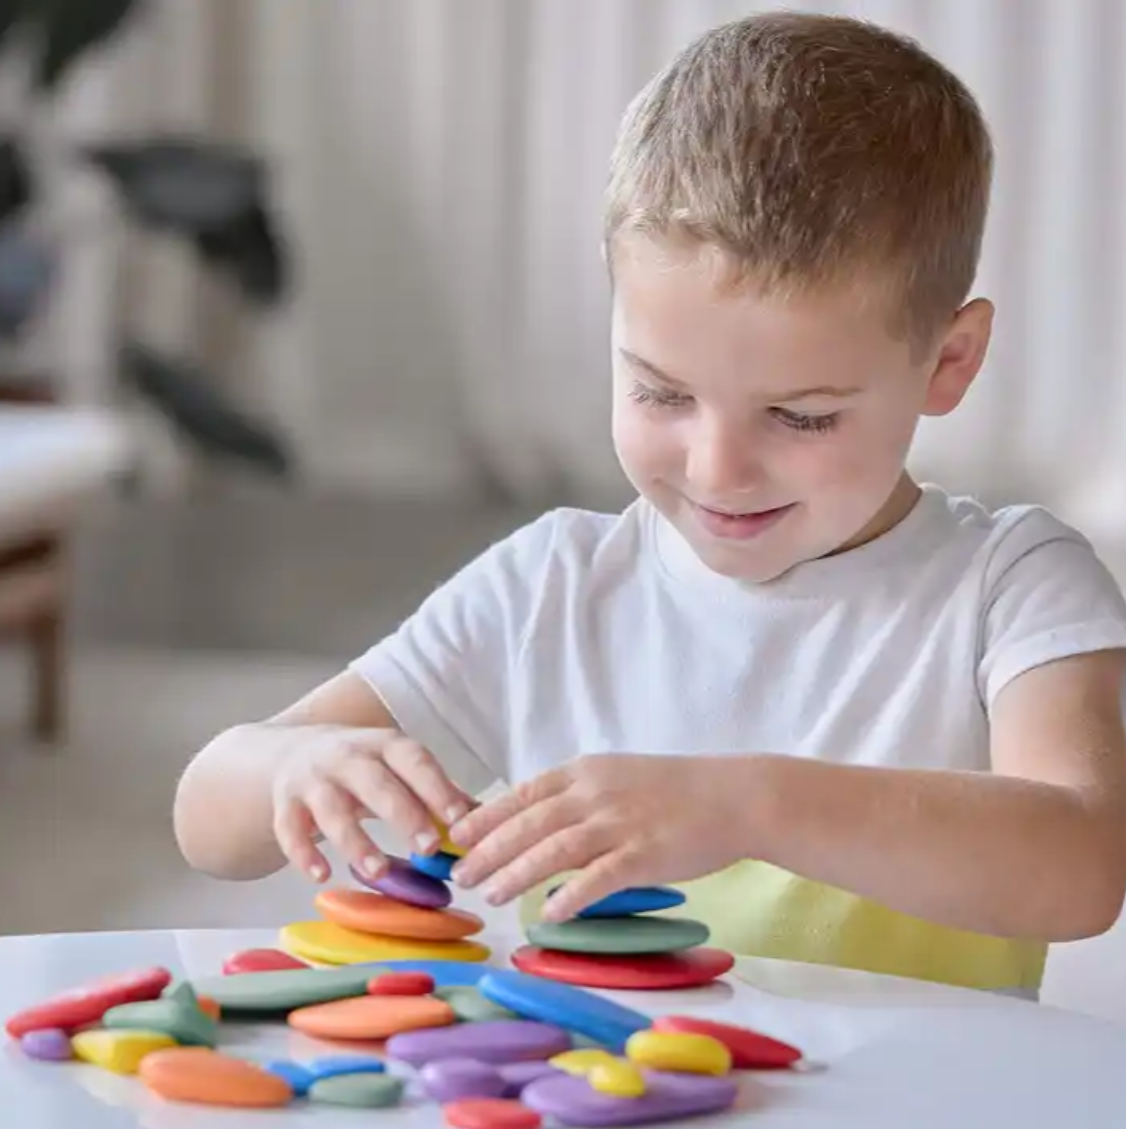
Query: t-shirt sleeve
978 508 1126 709
349 511 561 785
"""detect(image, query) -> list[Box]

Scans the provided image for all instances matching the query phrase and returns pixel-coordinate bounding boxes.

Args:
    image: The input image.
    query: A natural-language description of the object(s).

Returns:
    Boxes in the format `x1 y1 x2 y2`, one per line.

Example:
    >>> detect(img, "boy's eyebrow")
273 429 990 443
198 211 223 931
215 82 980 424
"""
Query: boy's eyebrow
618 348 863 401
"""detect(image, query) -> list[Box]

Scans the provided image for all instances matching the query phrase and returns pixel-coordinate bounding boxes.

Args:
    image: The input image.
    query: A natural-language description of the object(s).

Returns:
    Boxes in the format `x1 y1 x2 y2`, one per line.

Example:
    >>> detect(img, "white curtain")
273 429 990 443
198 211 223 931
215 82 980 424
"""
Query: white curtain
44 1 1126 545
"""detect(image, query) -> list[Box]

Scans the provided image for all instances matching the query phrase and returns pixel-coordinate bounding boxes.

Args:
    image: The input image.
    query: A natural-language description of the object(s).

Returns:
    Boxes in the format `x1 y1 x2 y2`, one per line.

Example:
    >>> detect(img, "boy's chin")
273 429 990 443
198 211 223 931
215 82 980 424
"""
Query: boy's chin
685 537 801 584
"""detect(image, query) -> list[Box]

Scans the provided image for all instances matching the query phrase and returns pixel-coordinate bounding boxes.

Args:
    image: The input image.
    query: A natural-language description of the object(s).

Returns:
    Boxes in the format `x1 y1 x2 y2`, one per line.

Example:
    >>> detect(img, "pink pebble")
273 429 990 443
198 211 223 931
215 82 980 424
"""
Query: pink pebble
421 1058 508 1103
21 1029 73 1061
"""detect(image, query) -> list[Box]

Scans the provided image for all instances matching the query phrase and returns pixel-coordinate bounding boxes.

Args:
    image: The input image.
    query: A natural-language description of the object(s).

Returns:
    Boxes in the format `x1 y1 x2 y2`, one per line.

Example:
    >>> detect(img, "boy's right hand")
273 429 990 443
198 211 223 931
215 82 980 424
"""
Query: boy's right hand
271 725 474 883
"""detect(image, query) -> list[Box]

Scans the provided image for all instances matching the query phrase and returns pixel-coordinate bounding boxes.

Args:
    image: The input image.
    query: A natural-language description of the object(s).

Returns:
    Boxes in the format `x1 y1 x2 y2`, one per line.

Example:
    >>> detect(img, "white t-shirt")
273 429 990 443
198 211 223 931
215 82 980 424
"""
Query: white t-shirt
353 484 1126 786
351 484 1126 992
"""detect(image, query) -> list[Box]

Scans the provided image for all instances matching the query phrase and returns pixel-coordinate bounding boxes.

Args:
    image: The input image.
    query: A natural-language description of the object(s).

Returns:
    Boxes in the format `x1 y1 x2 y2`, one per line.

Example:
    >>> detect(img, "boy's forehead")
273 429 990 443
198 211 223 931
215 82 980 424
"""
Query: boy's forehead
610 235 910 371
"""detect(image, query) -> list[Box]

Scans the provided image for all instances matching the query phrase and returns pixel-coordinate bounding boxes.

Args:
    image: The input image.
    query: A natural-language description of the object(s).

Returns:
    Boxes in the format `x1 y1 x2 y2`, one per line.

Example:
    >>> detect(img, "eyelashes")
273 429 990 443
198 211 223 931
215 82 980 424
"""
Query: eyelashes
626 381 840 435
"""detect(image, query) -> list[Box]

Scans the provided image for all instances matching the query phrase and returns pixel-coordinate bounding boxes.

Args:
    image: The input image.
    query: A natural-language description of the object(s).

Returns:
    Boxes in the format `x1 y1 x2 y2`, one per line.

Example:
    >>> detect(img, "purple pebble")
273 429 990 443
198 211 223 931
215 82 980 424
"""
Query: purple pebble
350 855 451 909
387 1019 572 1067
21 1029 73 1062
498 1060 562 1096
522 1071 739 1127
419 1058 507 1103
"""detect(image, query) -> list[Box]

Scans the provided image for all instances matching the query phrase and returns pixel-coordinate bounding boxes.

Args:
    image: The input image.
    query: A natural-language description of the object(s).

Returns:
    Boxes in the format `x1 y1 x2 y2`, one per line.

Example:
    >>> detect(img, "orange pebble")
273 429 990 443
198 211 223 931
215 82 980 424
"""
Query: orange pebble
314 889 484 941
368 971 435 996
139 1047 292 1108
196 995 221 1021
289 994 456 1040
445 1098 542 1129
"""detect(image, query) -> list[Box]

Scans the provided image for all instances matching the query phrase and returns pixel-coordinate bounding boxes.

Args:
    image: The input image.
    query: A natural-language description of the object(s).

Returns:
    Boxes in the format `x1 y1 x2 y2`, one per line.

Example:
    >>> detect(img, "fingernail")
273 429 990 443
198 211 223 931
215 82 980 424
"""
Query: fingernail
451 863 470 887
482 882 504 905
445 802 469 824
310 864 327 883
362 855 384 877
414 831 439 854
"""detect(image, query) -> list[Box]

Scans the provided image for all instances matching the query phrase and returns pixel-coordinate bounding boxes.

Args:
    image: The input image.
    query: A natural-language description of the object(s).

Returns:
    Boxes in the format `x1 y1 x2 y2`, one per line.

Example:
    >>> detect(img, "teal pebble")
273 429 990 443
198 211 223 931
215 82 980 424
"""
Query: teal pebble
102 997 218 1048
434 985 518 1023
527 915 709 955
308 1073 405 1108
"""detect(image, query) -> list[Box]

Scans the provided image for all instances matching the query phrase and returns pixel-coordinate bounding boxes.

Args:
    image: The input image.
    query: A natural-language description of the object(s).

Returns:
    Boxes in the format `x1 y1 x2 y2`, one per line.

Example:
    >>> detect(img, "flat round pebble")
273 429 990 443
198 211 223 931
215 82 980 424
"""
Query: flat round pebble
139 1047 294 1108
263 1060 314 1096
307 1053 387 1081
526 916 709 956
350 855 452 908
565 886 687 918
316 889 483 940
589 1059 646 1098
511 945 734 991
522 1070 738 1126
288 993 456 1040
625 1031 731 1076
497 1061 561 1096
191 965 375 1013
222 948 307 975
20 1028 73 1061
411 850 459 880
369 971 436 996
309 1072 405 1108
444 1097 543 1129
421 1057 508 1102
434 985 518 1023
651 1015 802 1069
281 920 490 965
387 1019 572 1067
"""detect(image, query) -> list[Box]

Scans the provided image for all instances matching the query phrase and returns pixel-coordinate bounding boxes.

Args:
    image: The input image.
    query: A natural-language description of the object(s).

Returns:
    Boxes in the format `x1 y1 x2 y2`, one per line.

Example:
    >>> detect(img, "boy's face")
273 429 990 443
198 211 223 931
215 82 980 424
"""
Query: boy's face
609 236 990 583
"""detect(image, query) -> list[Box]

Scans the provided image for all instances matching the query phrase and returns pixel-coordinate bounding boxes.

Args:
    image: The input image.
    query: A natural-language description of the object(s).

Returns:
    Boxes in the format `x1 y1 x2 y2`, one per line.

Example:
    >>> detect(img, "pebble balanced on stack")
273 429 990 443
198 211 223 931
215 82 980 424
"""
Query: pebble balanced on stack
511 886 736 991
278 830 493 967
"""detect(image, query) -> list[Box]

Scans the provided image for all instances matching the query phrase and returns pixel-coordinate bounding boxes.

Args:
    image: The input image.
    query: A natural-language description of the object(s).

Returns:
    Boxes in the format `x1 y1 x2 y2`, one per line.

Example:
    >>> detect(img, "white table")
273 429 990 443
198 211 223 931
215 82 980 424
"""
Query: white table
2 925 1125 1127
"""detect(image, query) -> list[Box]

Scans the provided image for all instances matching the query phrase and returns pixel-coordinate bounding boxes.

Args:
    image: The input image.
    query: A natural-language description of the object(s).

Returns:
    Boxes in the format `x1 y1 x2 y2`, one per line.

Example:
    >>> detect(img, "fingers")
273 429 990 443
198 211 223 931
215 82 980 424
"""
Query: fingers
452 794 577 890
381 735 476 838
338 751 444 856
274 797 332 882
450 770 570 850
541 848 647 923
472 823 606 907
305 779 388 878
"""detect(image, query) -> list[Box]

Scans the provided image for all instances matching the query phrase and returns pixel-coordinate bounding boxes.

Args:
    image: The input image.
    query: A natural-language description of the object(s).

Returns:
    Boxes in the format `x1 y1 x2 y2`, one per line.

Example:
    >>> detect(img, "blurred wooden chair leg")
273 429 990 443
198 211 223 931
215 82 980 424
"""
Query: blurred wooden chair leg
30 607 64 743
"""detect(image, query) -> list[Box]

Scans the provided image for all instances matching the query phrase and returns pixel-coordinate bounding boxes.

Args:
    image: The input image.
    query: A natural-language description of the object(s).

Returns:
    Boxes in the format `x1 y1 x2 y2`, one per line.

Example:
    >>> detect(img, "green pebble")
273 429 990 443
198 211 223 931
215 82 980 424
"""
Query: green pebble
309 1073 405 1108
527 915 710 955
433 985 517 1023
190 966 381 1014
102 998 218 1048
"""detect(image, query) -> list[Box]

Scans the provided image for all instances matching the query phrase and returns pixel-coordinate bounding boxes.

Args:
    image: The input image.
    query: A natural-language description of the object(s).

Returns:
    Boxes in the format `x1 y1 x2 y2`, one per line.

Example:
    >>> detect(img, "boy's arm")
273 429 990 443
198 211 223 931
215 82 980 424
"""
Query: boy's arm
734 648 1126 940
174 671 448 881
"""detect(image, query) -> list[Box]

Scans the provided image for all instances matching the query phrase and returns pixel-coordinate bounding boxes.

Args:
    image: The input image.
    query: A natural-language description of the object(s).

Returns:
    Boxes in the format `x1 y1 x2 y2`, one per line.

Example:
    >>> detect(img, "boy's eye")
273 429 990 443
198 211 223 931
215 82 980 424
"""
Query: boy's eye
771 407 839 434
627 380 692 409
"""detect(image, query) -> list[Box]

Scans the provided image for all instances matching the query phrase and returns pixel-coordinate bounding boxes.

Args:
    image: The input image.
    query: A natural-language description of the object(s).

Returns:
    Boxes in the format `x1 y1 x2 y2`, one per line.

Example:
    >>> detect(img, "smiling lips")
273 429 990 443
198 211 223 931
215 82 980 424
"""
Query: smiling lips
691 501 796 540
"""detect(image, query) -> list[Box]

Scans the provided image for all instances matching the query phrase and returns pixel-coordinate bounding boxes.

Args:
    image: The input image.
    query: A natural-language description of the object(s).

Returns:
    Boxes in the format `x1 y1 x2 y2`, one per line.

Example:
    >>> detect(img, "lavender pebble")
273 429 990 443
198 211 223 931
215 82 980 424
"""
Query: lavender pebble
387 1019 572 1067
419 1058 507 1102
21 1029 73 1062
498 1059 562 1096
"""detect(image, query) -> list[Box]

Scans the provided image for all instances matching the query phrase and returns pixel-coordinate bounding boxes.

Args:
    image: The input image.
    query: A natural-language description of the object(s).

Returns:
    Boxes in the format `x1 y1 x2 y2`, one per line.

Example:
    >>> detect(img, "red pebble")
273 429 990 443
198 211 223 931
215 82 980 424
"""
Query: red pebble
6 966 172 1038
651 1015 802 1069
367 972 435 996
444 1098 542 1129
222 949 308 975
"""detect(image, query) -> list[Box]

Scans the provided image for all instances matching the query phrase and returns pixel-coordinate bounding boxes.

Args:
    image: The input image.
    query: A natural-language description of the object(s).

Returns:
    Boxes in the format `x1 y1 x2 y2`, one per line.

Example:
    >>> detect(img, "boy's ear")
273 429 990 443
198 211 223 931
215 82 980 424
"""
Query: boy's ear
921 298 994 417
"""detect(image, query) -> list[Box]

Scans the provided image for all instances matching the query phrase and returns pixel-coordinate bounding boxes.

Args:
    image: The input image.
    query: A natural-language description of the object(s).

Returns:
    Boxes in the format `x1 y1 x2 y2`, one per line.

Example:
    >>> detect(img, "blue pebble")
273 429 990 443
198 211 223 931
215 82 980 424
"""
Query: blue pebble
353 959 487 987
263 1060 315 1096
409 850 457 881
478 970 650 1053
307 1054 387 1082
551 885 686 918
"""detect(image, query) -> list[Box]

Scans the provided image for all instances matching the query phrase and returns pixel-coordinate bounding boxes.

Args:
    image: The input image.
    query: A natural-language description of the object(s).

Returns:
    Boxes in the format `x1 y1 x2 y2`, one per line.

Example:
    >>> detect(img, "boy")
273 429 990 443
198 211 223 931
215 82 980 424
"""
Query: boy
175 13 1126 995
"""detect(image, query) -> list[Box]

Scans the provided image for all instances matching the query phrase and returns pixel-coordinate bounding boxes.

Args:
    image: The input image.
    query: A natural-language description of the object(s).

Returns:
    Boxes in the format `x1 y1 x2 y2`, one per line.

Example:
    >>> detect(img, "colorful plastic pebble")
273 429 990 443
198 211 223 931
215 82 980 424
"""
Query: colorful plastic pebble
444 1097 543 1129
651 1015 802 1069
624 1030 731 1076
308 1073 405 1108
588 1059 646 1098
421 1057 509 1102
19 1028 73 1061
222 948 307 975
287 993 456 1040
386 1019 572 1067
368 971 437 996
71 1029 176 1074
549 1049 620 1076
139 1047 294 1108
411 850 459 880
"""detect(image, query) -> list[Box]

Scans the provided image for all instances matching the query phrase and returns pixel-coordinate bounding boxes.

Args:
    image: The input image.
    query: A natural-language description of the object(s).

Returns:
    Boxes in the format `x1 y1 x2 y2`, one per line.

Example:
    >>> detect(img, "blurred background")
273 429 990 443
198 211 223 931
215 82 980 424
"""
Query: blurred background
2 0 1125 1018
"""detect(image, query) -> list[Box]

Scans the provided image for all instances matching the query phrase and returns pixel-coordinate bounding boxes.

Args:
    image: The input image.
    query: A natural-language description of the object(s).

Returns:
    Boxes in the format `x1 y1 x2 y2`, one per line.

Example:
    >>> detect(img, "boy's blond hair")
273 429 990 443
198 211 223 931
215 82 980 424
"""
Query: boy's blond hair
606 12 993 348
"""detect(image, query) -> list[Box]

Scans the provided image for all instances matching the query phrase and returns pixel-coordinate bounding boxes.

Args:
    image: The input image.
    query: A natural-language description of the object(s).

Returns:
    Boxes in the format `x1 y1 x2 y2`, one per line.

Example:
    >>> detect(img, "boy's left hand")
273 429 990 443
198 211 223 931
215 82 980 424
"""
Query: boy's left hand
447 753 751 922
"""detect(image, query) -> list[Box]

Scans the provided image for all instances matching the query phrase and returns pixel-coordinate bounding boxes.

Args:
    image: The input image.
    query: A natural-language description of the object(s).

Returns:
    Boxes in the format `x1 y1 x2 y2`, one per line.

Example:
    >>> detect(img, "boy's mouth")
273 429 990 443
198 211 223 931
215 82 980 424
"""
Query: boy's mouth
690 501 796 540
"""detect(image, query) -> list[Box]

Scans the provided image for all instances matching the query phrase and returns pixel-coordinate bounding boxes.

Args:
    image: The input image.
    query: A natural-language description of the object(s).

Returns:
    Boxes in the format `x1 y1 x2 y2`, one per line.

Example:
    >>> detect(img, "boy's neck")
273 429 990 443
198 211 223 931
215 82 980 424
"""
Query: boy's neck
830 473 922 558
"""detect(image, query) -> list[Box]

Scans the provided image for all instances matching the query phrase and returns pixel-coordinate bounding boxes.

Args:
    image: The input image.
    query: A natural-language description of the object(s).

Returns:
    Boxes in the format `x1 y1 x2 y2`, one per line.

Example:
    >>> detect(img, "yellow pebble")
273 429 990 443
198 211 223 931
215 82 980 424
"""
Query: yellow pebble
549 1049 620 1076
435 821 467 859
72 1029 177 1075
589 1059 646 1098
625 1031 732 1076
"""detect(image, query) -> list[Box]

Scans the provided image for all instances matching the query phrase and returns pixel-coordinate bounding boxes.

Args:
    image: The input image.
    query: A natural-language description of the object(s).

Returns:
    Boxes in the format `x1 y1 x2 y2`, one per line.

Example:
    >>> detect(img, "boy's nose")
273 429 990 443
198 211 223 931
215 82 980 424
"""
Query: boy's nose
684 417 763 499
